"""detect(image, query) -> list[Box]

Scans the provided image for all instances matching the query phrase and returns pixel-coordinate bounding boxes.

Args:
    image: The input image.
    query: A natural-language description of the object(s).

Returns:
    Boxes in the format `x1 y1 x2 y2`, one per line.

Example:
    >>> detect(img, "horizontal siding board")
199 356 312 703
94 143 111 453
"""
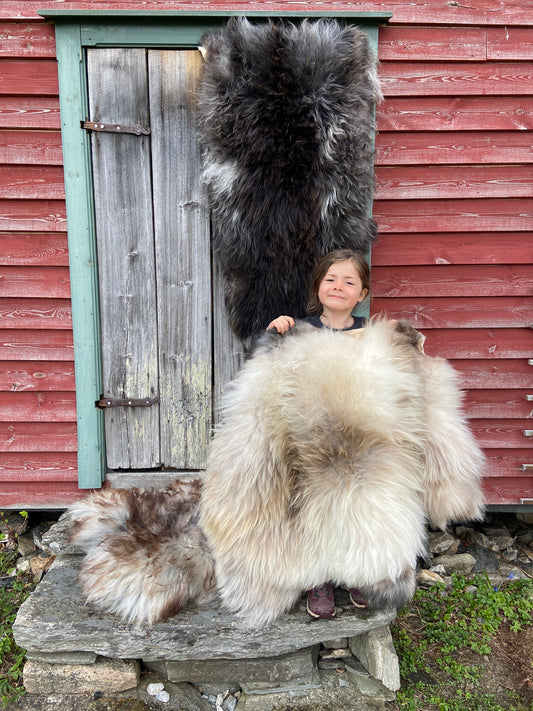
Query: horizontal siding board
379 27 487 62
372 265 533 298
0 329 73 360
0 481 86 507
486 28 533 61
375 165 533 200
0 165 65 199
379 62 533 97
0 59 59 95
0 21 56 58
0 422 77 452
0 298 72 329
484 449 533 477
0 96 61 129
454 360 532 389
0 361 75 391
420 328 532 359
0 130 63 165
470 420 532 449
0 233 69 266
0 266 71 298
0 200 67 231
4 0 533 25
0 391 76 421
372 233 532 266
464 390 533 419
483 477 533 505
377 97 533 132
370 296 532 328
375 132 533 166
0 452 77 480
373 198 533 233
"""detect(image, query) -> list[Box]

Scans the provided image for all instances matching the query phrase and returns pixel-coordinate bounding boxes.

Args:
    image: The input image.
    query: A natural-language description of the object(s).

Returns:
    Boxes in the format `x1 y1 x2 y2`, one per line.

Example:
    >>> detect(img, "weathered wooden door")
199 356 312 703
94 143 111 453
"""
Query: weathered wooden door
86 48 241 474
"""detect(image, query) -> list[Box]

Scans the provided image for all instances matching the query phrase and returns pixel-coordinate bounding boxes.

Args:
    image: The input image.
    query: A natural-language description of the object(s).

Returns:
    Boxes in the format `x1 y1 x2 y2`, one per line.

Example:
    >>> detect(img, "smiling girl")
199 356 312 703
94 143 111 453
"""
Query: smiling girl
266 248 371 619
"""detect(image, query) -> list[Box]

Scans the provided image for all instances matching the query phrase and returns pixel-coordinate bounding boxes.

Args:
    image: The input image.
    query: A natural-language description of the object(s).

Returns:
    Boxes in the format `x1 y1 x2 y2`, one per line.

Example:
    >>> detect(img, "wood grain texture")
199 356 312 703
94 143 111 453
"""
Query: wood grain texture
377 97 533 132
0 130 63 165
370 296 532 328
373 198 533 233
372 265 533 297
0 298 71 329
371 233 533 266
420 328 532 359
4 0 533 26
0 59 59 95
149 49 212 470
0 266 71 298
0 360 75 391
0 391 76 421
375 132 533 166
379 62 533 97
0 96 61 129
0 200 66 231
0 233 69 266
0 422 77 452
0 164 65 198
0 329 73 360
88 47 160 470
0 21 56 58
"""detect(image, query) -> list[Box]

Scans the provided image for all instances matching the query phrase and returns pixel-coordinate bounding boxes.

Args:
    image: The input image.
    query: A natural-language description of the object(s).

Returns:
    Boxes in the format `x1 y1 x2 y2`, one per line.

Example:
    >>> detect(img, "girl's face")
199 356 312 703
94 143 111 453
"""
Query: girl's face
317 260 368 313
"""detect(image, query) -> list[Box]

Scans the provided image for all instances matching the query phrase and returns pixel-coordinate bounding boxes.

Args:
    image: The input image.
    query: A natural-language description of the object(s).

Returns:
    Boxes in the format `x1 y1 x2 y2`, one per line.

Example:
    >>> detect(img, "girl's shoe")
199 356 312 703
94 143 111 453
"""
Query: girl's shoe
306 582 336 619
348 587 369 609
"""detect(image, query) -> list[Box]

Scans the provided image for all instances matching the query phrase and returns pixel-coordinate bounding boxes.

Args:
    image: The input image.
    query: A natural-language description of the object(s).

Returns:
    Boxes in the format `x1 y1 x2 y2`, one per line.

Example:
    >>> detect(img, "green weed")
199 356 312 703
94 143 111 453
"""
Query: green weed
0 512 35 708
392 573 533 711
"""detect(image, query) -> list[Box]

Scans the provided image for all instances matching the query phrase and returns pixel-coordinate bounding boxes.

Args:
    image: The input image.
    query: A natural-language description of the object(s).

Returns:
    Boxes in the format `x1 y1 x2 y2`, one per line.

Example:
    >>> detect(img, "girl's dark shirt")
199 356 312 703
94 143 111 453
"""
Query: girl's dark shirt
304 315 366 332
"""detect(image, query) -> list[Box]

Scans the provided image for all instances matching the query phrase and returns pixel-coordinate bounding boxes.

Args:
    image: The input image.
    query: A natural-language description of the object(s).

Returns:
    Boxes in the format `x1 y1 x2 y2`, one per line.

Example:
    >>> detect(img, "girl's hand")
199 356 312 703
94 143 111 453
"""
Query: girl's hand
267 316 295 334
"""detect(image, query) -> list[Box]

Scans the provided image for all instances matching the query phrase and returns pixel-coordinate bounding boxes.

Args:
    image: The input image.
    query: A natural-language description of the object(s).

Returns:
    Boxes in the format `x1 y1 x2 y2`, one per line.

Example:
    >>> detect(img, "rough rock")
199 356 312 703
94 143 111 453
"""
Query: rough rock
22 656 140 695
238 669 391 710
348 626 401 692
13 556 396 662
433 552 476 575
145 647 319 687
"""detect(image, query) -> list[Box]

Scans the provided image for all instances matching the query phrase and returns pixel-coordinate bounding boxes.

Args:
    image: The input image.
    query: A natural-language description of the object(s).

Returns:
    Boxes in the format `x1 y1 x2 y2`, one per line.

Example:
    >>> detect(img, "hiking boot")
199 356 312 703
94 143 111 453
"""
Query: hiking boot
306 582 336 619
348 587 369 609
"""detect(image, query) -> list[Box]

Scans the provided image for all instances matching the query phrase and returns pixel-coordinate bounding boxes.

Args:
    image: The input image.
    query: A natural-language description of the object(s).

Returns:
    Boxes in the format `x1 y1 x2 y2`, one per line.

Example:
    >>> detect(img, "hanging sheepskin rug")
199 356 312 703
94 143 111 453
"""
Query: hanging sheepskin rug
69 320 484 627
196 18 382 340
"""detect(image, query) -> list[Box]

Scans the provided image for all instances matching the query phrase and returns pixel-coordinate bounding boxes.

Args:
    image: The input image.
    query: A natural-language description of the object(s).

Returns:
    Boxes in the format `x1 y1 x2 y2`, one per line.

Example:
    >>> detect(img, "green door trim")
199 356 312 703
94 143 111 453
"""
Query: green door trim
40 9 390 489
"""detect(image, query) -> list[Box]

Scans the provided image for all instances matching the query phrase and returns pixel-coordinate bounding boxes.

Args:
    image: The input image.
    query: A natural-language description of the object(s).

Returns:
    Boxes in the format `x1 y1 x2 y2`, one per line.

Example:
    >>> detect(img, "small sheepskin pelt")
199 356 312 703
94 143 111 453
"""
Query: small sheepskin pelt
200 320 485 625
197 18 381 339
68 477 216 625
69 320 484 627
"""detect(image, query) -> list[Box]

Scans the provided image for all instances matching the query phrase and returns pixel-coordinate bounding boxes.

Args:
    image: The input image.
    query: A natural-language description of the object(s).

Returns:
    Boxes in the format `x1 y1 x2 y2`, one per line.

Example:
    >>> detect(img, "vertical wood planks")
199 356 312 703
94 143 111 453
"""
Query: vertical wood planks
149 49 212 469
87 48 160 469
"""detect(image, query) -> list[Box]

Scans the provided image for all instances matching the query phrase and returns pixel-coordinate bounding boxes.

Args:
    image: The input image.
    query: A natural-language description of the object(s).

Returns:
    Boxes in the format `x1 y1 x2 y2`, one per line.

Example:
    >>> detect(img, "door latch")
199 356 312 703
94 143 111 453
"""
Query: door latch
82 120 151 136
95 396 160 409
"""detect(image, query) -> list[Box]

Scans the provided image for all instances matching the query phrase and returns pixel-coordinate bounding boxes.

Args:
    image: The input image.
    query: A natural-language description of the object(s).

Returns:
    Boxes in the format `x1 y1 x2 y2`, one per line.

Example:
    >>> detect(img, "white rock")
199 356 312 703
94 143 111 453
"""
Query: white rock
156 689 170 703
147 682 165 696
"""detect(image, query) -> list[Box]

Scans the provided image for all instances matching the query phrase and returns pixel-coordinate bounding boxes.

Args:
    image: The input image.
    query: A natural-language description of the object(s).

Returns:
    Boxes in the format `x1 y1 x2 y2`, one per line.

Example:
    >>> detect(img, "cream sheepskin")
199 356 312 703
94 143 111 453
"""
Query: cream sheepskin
200 319 485 625
69 320 484 626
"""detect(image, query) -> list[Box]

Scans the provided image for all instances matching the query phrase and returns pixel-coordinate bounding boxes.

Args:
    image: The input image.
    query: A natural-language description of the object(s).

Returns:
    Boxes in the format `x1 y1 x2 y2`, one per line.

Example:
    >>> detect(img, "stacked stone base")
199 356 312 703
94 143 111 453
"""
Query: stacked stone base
12 518 401 710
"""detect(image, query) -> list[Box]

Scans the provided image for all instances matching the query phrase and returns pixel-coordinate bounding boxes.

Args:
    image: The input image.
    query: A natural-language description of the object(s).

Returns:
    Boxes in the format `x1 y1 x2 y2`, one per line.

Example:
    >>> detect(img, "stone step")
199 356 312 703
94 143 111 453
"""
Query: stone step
13 554 397 663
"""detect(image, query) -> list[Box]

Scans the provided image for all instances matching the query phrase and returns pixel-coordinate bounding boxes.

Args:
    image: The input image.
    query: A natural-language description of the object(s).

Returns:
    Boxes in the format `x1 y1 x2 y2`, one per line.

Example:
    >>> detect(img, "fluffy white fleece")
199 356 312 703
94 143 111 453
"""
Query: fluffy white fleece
200 319 485 625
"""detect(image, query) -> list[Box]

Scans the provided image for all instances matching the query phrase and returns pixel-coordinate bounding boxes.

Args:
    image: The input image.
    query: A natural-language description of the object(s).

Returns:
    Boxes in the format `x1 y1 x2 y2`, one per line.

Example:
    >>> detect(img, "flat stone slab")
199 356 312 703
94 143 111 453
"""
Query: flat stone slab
14 556 397 662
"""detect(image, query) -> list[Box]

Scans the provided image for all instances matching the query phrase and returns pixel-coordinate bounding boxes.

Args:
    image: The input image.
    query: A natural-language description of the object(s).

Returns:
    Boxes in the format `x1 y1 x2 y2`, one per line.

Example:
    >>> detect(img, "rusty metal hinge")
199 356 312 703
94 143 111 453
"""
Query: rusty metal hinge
82 120 151 136
95 396 160 409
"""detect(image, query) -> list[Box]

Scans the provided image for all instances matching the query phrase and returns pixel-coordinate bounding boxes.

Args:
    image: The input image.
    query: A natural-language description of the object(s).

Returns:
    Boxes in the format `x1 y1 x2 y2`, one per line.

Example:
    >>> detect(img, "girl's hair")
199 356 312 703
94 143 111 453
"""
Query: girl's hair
307 249 370 315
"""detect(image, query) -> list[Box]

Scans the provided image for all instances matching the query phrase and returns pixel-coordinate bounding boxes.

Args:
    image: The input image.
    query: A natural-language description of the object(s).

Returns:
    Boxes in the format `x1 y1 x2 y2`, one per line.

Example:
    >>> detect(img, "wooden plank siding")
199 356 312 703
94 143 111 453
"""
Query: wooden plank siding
372 19 533 506
0 2 532 507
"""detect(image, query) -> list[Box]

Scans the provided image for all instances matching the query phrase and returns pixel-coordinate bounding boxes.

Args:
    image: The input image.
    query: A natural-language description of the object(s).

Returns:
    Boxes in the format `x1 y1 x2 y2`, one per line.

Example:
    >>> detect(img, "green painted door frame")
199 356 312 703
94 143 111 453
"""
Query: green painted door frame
40 9 390 489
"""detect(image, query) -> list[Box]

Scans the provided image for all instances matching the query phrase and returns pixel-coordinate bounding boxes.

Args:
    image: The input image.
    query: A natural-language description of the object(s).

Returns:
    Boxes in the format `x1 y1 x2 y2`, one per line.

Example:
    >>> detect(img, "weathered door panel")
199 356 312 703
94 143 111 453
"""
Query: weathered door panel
87 47 241 475
148 50 212 469
87 48 160 469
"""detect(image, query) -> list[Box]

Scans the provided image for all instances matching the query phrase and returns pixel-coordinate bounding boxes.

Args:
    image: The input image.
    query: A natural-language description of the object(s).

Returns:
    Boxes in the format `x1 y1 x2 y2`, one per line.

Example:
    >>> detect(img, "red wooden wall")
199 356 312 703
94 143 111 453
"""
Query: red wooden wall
0 1 532 508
